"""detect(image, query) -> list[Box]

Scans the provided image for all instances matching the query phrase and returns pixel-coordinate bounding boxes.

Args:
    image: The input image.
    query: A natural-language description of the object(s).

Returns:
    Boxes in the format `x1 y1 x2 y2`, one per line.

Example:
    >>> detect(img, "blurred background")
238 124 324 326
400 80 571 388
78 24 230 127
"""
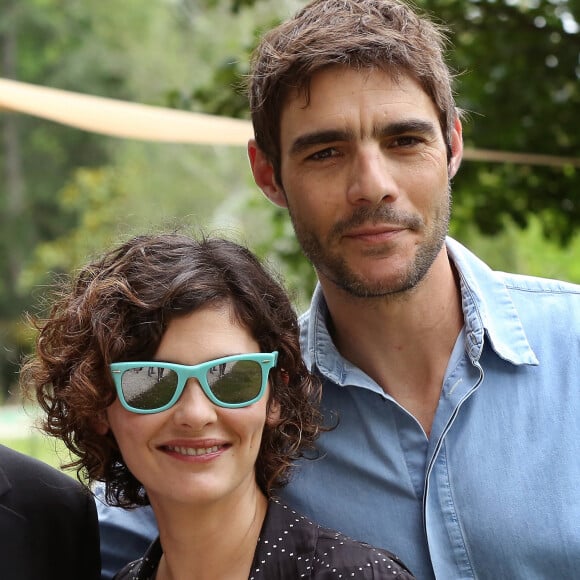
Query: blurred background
1 0 578 471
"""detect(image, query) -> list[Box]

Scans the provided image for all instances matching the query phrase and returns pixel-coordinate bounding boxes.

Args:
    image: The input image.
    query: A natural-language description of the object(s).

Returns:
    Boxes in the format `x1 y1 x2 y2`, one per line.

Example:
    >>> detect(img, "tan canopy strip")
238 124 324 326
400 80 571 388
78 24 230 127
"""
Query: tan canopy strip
1 78 579 168
0 78 252 146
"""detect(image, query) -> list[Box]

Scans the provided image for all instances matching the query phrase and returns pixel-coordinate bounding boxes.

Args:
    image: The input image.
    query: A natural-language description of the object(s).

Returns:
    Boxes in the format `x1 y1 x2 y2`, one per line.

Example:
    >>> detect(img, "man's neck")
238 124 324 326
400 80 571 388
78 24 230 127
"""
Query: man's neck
319 250 463 436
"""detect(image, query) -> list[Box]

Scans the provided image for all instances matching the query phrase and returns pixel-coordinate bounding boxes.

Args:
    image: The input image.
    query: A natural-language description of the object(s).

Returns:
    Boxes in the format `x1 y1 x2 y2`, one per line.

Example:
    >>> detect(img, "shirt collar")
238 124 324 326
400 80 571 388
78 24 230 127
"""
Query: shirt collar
301 237 538 380
446 237 538 366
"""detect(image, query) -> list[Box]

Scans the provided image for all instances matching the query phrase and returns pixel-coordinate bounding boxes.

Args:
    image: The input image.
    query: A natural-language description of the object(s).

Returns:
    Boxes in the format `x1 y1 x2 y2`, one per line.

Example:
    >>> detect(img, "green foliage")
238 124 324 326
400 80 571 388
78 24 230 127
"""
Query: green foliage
19 166 125 288
212 191 318 310
0 433 73 473
450 215 580 283
0 403 75 472
417 0 580 243
184 0 579 244
0 0 254 397
2 0 579 404
169 0 579 315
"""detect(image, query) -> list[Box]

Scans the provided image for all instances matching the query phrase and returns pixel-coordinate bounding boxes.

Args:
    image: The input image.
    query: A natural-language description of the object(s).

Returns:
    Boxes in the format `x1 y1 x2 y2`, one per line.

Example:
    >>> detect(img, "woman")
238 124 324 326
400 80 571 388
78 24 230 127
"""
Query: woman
22 234 414 579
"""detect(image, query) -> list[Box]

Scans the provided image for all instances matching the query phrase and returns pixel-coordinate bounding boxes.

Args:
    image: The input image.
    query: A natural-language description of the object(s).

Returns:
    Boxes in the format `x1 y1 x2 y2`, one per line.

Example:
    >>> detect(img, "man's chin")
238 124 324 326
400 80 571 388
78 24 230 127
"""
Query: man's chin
327 271 417 299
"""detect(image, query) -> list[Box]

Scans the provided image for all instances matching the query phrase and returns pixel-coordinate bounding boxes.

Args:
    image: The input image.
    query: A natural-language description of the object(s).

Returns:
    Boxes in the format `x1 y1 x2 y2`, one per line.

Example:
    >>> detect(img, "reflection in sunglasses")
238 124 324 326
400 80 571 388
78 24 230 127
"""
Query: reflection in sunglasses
110 352 278 413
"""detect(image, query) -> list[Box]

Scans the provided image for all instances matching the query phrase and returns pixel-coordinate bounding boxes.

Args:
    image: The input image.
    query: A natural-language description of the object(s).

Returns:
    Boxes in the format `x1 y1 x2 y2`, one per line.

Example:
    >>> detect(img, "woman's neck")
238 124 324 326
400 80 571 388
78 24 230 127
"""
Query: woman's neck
152 486 268 580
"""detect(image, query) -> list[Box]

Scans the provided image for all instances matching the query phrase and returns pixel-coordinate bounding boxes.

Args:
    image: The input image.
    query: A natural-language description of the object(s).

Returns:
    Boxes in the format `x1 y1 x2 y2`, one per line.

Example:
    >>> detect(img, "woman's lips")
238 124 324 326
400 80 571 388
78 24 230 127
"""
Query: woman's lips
164 444 223 457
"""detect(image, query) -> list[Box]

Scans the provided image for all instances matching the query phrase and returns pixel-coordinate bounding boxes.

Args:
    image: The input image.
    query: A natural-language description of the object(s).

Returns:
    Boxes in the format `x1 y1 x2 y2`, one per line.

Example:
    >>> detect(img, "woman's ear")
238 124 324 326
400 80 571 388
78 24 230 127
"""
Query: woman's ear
92 412 110 436
267 399 281 426
266 369 289 425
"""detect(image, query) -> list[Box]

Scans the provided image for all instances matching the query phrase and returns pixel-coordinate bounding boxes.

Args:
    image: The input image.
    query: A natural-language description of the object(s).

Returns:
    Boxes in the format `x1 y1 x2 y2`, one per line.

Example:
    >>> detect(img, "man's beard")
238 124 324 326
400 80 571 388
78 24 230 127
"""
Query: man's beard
287 189 451 299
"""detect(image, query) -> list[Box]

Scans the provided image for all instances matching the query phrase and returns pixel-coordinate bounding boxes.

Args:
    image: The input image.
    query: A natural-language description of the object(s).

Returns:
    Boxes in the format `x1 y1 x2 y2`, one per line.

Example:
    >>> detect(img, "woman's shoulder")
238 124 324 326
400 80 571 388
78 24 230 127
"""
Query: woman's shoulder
113 559 141 580
113 537 162 580
314 526 414 578
263 500 415 578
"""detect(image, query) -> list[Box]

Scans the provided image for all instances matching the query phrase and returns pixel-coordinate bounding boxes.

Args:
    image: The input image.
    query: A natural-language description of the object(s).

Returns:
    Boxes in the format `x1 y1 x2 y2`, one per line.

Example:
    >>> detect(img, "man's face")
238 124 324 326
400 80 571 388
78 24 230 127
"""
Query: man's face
266 66 461 298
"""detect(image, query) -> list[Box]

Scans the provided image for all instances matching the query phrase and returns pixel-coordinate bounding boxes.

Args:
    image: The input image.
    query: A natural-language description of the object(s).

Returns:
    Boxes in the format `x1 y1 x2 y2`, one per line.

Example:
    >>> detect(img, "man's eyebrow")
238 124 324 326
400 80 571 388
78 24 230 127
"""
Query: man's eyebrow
373 119 438 139
289 120 438 155
289 129 354 156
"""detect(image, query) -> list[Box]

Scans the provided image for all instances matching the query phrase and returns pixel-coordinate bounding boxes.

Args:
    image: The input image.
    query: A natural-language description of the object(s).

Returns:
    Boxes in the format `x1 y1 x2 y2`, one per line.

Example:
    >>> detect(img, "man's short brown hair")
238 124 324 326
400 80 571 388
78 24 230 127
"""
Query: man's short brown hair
248 0 457 185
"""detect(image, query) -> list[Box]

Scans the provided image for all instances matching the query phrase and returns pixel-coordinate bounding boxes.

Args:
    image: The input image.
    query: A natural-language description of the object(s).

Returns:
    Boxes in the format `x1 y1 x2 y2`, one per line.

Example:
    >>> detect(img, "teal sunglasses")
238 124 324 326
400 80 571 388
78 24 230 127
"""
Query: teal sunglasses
110 352 278 414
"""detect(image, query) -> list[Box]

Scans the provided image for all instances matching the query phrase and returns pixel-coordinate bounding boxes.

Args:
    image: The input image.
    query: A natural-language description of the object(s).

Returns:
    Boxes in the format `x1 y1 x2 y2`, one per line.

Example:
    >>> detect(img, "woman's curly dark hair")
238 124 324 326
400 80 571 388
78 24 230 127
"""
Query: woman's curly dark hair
21 234 323 508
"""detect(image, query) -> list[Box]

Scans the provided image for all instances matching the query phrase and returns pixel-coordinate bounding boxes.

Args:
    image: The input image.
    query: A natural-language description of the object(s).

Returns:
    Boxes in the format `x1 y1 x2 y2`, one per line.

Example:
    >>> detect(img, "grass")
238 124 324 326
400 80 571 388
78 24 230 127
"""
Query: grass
0 404 77 476
2 434 74 473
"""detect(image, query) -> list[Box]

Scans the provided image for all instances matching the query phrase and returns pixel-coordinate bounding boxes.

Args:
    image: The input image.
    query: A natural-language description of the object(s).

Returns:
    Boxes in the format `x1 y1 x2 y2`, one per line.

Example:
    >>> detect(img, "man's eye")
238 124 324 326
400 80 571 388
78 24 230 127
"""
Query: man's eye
391 136 422 148
308 148 337 161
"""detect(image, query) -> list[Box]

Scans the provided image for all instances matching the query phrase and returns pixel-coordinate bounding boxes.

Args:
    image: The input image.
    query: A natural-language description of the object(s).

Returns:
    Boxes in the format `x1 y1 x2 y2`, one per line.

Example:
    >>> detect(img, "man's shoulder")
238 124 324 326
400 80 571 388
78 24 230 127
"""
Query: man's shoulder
497 271 580 329
0 444 79 489
0 444 94 521
448 237 580 297
0 446 100 579
498 270 580 296
448 237 580 324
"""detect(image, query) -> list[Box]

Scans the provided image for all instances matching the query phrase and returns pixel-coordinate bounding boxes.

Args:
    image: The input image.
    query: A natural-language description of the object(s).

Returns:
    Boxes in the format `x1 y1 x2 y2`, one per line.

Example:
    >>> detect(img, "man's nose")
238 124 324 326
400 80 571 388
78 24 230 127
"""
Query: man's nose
346 146 399 206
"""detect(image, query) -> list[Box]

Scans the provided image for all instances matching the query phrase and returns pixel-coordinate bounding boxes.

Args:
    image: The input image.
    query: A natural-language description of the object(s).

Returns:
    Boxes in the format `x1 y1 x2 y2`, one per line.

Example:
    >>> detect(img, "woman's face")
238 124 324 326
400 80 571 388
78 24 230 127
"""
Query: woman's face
105 304 276 509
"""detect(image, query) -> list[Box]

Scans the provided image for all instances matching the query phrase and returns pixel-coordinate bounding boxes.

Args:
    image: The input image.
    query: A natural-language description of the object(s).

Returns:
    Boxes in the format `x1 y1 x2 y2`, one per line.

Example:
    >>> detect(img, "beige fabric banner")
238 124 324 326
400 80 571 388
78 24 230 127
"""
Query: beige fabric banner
1 78 578 168
0 78 252 145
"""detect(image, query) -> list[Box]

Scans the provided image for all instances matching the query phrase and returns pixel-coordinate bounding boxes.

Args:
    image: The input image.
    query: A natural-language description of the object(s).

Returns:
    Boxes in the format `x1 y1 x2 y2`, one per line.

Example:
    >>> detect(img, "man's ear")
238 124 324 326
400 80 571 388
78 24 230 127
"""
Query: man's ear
247 139 288 208
448 115 463 179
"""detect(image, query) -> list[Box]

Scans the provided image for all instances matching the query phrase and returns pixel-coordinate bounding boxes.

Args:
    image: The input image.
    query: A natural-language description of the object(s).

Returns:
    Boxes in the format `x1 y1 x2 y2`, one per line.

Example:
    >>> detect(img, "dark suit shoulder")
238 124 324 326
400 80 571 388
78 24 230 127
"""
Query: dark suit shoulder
0 443 81 488
0 444 93 517
0 445 80 480
0 444 101 580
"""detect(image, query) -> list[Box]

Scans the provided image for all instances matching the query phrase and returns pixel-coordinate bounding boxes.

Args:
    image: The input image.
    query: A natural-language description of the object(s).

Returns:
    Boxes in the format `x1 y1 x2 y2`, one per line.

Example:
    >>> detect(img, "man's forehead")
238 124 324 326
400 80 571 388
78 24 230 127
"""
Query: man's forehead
280 66 437 132
283 65 430 110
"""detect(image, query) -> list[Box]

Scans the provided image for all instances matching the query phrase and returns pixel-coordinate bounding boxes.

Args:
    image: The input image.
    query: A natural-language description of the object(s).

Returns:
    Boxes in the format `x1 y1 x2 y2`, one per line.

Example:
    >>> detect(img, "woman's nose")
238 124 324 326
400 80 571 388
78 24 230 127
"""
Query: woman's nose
170 379 218 429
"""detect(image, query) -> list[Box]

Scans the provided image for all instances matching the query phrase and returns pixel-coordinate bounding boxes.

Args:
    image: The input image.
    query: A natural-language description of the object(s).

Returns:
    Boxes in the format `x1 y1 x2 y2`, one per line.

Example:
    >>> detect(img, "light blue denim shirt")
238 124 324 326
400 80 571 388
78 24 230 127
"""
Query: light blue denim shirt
96 238 580 580
280 237 580 579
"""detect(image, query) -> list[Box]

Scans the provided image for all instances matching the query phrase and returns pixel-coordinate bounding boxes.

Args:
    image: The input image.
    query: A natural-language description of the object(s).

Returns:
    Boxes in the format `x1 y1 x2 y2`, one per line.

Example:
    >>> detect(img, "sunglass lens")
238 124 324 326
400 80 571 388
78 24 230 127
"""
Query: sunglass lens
121 366 178 410
206 360 263 404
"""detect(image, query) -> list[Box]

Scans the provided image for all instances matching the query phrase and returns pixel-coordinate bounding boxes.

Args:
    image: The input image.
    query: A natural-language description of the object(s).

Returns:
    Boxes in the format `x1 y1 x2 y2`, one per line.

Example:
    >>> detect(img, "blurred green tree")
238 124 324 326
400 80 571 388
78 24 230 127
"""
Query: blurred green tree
180 0 579 308
0 0 255 399
187 0 579 243
2 0 579 402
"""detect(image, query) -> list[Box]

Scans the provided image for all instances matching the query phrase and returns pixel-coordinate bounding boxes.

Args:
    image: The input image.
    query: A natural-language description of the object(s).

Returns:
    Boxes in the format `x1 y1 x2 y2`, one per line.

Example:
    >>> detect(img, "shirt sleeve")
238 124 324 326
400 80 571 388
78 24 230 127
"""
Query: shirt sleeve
93 482 158 580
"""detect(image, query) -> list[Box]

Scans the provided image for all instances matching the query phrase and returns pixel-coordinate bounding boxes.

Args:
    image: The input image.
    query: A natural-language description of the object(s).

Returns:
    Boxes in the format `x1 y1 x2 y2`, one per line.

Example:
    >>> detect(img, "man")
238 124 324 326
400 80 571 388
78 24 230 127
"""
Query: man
0 444 101 580
96 0 580 578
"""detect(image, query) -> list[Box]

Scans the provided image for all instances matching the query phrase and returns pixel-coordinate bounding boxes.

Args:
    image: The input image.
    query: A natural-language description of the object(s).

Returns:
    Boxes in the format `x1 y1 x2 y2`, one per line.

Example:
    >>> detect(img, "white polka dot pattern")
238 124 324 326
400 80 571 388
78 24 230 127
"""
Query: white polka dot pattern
112 499 415 579
248 499 414 578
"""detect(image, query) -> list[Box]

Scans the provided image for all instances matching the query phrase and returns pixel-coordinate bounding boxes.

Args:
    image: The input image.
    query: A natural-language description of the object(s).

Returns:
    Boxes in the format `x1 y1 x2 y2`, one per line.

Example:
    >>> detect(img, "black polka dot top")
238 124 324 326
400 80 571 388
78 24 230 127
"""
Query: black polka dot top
114 499 415 579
